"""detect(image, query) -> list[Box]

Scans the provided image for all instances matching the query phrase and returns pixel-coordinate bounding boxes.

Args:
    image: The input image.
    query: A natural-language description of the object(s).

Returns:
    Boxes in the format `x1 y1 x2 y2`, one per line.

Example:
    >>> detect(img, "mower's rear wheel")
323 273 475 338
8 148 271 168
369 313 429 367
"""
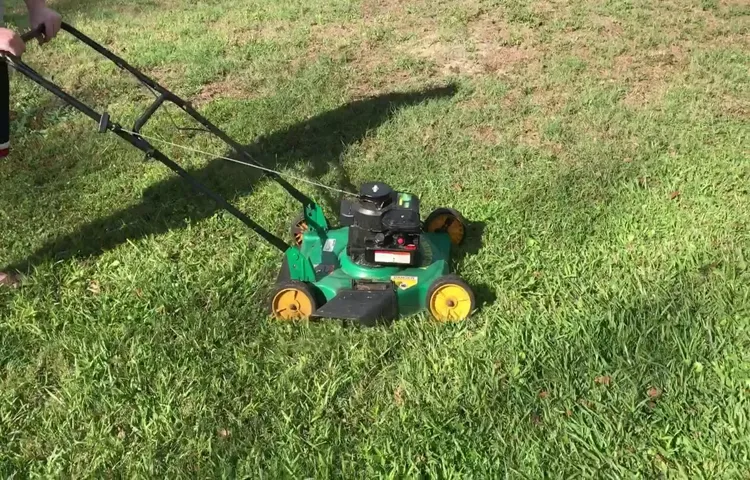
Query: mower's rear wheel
426 274 475 322
269 281 318 321
290 213 332 246
424 208 468 246
290 214 309 247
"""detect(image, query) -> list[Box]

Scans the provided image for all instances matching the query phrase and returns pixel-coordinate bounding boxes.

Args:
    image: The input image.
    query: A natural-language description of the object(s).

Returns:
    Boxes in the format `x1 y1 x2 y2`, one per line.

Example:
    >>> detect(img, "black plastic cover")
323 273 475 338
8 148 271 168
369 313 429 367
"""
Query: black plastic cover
311 285 398 326
359 182 393 205
339 198 355 226
382 209 422 232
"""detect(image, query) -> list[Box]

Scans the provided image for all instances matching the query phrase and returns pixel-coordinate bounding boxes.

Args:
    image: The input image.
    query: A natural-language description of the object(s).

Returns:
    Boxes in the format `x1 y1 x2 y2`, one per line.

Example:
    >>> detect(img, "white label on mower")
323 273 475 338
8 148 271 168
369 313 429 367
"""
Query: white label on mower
323 239 336 252
375 251 411 264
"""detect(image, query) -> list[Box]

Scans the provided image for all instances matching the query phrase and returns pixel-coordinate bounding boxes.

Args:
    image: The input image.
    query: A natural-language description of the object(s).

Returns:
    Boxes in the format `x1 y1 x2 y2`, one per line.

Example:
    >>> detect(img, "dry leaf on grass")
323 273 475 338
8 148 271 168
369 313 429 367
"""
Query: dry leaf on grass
393 385 405 407
647 386 662 398
88 280 101 295
531 412 543 426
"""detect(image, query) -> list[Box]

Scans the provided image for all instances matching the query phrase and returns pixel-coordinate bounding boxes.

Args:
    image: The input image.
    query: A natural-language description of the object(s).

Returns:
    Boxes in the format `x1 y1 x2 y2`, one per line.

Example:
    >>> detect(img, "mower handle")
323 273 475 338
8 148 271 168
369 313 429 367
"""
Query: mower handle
3 20 317 252
21 24 46 43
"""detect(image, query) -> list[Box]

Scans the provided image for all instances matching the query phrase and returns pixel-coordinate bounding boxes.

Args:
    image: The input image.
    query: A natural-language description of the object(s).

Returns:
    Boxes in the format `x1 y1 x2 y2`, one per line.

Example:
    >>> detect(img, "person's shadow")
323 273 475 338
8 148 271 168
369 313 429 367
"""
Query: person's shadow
4 84 458 274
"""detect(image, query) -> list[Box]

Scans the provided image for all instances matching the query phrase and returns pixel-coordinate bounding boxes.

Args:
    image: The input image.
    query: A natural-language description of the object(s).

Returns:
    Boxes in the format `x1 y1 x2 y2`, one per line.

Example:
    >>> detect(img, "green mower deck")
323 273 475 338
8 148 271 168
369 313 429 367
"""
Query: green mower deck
271 204 476 326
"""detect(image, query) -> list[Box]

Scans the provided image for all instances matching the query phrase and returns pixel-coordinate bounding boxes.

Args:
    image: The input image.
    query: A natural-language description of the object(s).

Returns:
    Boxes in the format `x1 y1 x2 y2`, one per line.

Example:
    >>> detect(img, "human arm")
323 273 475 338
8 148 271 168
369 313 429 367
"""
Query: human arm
24 0 62 44
0 0 61 55
0 29 25 56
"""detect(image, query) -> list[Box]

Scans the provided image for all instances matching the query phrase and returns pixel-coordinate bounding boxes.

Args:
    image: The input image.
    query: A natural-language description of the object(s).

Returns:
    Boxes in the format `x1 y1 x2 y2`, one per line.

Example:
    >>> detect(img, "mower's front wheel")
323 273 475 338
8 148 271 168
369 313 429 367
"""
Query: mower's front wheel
426 274 475 322
269 281 318 321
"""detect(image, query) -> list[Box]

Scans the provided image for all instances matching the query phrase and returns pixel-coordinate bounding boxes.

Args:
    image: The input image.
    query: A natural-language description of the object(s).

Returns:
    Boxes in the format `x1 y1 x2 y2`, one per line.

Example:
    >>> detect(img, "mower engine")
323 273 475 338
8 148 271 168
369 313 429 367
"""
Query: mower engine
340 182 422 267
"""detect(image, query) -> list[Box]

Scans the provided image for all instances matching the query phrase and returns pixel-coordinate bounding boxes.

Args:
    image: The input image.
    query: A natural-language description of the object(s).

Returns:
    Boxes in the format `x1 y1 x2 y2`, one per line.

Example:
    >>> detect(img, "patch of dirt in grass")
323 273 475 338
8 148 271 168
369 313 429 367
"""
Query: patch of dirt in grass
591 15 625 38
721 96 750 119
304 22 359 57
92 0 183 20
412 17 538 77
148 64 189 86
481 46 536 75
302 9 542 97
519 116 541 148
194 75 259 104
470 16 535 48
530 0 557 17
501 89 525 109
531 86 570 113
605 45 688 107
471 125 500 145
221 19 298 47
516 115 566 157
346 72 416 99
718 0 750 8
408 34 485 76
362 0 408 18
309 22 358 46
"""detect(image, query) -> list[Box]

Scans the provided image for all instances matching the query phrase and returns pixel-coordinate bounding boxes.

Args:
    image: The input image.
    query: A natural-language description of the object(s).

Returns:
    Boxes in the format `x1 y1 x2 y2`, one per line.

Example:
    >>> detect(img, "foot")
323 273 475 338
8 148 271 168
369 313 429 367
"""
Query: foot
0 271 20 287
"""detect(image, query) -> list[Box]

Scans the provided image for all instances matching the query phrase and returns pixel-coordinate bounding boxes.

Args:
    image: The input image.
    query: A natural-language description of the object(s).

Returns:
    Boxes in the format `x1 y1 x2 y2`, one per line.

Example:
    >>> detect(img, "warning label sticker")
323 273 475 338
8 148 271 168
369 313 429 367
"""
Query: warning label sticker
323 238 336 252
375 251 411 265
391 275 418 290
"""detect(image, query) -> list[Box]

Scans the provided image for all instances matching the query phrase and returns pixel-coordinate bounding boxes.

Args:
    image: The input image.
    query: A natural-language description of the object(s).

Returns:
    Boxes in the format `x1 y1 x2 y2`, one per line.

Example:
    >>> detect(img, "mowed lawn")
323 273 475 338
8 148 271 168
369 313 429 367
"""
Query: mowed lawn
1 0 749 476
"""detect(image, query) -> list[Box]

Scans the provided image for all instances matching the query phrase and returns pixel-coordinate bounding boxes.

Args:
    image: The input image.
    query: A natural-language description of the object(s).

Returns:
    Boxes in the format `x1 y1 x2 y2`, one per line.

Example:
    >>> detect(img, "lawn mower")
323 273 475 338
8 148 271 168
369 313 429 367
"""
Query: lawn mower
3 22 477 325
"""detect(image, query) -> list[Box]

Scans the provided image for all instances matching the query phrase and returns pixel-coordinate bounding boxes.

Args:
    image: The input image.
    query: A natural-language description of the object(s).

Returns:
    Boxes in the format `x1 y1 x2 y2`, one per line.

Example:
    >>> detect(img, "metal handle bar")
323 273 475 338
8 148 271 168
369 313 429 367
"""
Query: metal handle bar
0 21 299 252
14 22 315 208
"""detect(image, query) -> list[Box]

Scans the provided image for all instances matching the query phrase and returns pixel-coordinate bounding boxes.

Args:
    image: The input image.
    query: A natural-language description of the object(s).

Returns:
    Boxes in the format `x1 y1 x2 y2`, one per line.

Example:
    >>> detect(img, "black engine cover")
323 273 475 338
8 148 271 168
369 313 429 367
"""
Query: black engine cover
340 182 422 267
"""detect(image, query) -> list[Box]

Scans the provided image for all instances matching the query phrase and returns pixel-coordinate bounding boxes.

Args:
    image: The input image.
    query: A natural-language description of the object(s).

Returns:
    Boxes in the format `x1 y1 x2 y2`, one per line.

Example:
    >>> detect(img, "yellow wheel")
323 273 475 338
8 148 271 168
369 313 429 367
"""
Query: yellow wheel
424 208 467 246
427 274 475 322
269 281 318 321
290 214 309 247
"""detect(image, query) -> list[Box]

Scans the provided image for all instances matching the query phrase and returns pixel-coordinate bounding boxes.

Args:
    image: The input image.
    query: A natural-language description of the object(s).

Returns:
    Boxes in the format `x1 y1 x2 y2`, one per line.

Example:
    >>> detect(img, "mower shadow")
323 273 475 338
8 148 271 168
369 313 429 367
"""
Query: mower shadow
455 220 485 263
456 221 496 313
471 282 497 311
4 84 459 274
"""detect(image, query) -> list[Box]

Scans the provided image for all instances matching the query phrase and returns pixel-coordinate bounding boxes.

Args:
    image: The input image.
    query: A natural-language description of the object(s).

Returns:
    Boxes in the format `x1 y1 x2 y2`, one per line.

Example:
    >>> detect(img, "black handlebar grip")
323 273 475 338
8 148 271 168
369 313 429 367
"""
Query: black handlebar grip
21 24 46 43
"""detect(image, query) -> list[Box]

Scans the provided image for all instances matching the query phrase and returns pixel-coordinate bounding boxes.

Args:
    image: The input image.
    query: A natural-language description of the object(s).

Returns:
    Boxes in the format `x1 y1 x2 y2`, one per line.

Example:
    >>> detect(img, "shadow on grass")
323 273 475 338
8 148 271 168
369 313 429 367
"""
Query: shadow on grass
456 220 485 263
3 84 459 274
456 220 496 312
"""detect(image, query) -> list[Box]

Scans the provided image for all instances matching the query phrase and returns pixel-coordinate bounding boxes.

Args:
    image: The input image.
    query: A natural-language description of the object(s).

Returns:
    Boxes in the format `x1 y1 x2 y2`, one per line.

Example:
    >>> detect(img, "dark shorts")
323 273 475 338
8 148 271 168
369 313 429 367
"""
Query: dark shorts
0 12 7 155
0 60 8 156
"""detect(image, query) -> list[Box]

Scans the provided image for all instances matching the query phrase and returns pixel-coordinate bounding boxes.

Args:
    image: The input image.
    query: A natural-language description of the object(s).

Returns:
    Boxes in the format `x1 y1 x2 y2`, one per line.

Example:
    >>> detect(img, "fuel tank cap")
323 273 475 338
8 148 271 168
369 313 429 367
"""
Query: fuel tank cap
359 182 393 202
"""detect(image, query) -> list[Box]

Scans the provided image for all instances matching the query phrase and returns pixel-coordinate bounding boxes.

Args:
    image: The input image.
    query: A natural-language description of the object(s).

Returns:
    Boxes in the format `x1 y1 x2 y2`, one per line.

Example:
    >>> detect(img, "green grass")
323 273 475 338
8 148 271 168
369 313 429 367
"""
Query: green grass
1 0 749 476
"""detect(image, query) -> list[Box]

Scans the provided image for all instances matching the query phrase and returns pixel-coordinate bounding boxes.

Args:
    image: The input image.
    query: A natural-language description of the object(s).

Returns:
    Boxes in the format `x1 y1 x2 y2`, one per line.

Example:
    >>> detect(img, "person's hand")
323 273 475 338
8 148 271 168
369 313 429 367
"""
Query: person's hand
28 5 61 44
0 28 25 56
